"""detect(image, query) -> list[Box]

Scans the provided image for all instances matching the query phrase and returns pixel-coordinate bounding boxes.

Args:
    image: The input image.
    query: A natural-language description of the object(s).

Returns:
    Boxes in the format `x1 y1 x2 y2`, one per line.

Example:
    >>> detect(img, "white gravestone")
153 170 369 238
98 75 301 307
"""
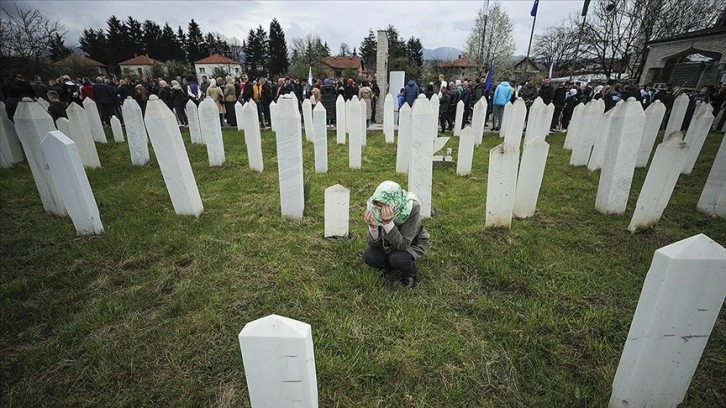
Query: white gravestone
628 135 690 232
324 184 349 237
499 101 512 139
453 100 464 137
570 99 604 167
14 99 66 215
430 94 440 136
37 98 50 112
41 131 103 235
503 99 527 150
0 102 24 166
291 92 303 142
65 102 101 168
523 97 548 143
348 96 362 169
123 98 150 166
588 101 619 171
344 99 352 134
664 93 690 141
359 97 367 146
276 96 305 218
335 95 346 144
697 133 726 217
609 234 726 408
681 107 715 175
408 95 436 218
269 100 277 132
471 98 487 145
596 99 646 214
198 98 225 166
456 126 475 176
241 102 264 172
313 103 327 173
110 115 125 143
144 97 203 216
302 98 314 143
82 97 107 143
513 137 550 218
563 102 585 150
636 100 667 168
234 101 244 131
485 143 519 228
395 103 412 174
239 315 318 408
383 93 395 143
54 117 72 142
185 99 203 144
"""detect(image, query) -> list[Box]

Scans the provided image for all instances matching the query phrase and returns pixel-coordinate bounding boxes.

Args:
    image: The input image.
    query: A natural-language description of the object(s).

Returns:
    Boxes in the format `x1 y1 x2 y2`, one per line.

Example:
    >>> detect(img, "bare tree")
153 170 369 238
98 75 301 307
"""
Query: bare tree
338 42 351 57
0 4 68 73
532 15 580 75
464 1 515 75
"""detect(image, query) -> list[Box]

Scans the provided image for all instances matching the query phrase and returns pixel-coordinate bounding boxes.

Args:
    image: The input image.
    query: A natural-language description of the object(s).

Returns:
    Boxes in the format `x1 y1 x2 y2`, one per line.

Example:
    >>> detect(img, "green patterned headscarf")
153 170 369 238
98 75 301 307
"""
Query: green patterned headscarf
366 181 418 225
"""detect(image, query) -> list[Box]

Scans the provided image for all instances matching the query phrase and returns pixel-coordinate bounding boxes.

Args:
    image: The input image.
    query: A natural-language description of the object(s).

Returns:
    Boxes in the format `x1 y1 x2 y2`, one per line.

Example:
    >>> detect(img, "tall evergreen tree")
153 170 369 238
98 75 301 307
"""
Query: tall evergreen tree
106 16 130 64
176 26 187 60
142 20 162 58
79 28 109 67
406 37 424 67
125 17 144 56
267 18 289 77
243 26 268 77
385 25 407 60
359 29 377 71
49 33 72 61
186 19 205 63
159 23 183 62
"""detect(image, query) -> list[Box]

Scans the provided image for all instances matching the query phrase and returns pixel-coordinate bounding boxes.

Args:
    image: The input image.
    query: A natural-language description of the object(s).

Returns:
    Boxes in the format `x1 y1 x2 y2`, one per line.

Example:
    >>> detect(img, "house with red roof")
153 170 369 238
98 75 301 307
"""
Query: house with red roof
194 54 242 82
322 56 363 78
118 54 159 79
55 54 108 76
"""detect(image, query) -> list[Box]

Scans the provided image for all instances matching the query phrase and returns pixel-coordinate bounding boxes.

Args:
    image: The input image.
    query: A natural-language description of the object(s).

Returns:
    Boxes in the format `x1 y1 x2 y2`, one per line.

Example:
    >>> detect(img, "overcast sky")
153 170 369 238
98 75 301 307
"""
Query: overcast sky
15 0 584 56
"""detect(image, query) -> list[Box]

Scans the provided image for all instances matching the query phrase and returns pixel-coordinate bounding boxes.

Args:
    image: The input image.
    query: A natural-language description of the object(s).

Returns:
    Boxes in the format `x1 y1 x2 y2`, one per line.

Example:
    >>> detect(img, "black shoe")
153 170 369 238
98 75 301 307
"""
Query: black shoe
401 276 416 289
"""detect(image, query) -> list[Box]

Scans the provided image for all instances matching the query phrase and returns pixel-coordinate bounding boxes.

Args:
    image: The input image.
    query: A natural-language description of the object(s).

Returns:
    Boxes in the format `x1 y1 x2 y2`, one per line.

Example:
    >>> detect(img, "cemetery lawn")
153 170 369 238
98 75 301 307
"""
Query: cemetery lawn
2 127 726 407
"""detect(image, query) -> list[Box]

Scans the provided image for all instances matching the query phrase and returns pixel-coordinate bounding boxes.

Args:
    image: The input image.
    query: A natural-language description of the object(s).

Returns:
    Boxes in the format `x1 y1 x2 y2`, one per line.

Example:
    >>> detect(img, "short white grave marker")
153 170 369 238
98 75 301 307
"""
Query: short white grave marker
324 184 349 237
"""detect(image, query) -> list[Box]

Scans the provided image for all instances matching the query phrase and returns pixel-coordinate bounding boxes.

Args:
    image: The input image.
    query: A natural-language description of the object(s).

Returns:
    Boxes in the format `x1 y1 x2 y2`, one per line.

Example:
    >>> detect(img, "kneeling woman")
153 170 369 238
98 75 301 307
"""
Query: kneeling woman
363 181 430 288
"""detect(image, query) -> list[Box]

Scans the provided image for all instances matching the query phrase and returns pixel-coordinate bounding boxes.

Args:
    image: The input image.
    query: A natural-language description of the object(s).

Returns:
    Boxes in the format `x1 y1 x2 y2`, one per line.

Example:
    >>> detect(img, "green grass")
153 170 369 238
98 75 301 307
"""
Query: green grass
1 124 725 407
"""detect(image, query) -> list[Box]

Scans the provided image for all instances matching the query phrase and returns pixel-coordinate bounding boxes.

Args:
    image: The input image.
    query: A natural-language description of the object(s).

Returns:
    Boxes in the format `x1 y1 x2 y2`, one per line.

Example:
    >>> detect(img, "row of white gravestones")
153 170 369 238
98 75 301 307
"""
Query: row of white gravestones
41 131 104 234
395 103 412 173
65 103 101 168
235 101 245 131
628 135 690 232
123 98 150 166
570 99 605 167
185 99 204 145
335 95 346 144
241 102 264 172
0 102 24 167
348 96 362 169
635 100 667 168
303 98 314 143
409 94 436 218
663 93 690 140
609 233 726 407
563 103 585 150
111 115 125 143
276 95 305 218
587 101 620 171
324 184 349 237
503 99 527 150
312 103 327 173
456 126 475 176
595 98 646 214
453 100 464 137
198 98 225 166
144 97 203 216
14 99 66 215
485 142 519 228
383 93 395 143
513 137 550 218
269 100 278 132
471 98 487 145
697 132 726 217
523 97 554 144
83 98 107 143
681 107 715 175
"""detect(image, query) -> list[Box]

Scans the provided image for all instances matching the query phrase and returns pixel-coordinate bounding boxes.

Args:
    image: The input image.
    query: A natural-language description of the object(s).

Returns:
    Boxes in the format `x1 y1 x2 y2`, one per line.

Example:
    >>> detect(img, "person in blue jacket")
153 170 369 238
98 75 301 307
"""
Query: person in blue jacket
402 79 420 107
492 80 513 131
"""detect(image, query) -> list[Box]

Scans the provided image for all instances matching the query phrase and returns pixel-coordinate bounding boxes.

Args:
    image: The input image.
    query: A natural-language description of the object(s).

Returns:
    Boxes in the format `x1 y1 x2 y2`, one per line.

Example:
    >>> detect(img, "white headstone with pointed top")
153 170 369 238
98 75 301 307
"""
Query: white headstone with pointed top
335 95 346 144
276 95 305 218
570 99 604 166
384 93 395 143
0 101 24 166
110 115 124 143
269 100 278 132
65 102 101 169
82 97 107 143
313 103 327 173
471 98 487 145
697 132 726 217
359 97 367 146
453 100 464 137
664 93 690 140
514 137 550 218
636 100 667 168
241 102 264 172
409 94 436 218
234 101 245 131
185 99 203 144
588 101 620 171
348 96 362 169
486 142 519 228
303 98 314 142
324 184 349 237
681 107 715 175
456 126 475 176
396 103 412 174
123 98 150 166
563 102 585 150
500 101 513 139
503 99 526 150
198 98 225 166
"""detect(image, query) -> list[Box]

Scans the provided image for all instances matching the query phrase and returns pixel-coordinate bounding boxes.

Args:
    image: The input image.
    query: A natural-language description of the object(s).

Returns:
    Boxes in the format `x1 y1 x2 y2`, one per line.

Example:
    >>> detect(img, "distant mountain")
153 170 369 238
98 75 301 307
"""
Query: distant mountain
422 47 463 61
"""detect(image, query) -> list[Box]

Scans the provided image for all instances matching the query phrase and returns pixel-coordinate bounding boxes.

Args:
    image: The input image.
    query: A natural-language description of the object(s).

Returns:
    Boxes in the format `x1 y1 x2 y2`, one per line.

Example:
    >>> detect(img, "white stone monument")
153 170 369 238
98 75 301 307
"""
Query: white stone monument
41 131 103 235
523 97 550 144
408 95 435 218
276 95 305 218
185 99 203 144
199 98 225 166
499 101 512 139
348 96 362 169
302 98 314 143
383 93 395 143
513 137 550 218
313 103 327 173
430 94 440 136
144 97 203 216
123 98 150 166
239 315 318 408
453 100 465 137
54 117 72 142
681 107 715 175
395 103 412 174
595 99 646 214
335 95 346 144
82 97 107 143
663 93 690 141
485 143 519 228
65 102 101 169
269 100 278 132
503 99 527 150
324 184 349 237
471 98 487 145
635 100 667 168
291 92 302 142
697 133 726 217
570 99 604 167
609 234 726 408
241 102 264 172
588 101 619 171
234 101 244 131
628 136 690 232
563 102 585 150
359 97 367 146
0 102 24 166
36 98 50 112
14 99 66 215
456 126 475 176
110 115 124 143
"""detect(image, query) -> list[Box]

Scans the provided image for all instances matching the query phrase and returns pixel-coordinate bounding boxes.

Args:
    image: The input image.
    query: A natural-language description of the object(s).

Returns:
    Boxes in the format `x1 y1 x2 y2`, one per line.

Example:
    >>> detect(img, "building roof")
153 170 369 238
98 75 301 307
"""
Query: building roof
118 54 158 65
513 57 548 72
194 54 239 64
322 56 362 69
55 54 106 67
436 55 476 68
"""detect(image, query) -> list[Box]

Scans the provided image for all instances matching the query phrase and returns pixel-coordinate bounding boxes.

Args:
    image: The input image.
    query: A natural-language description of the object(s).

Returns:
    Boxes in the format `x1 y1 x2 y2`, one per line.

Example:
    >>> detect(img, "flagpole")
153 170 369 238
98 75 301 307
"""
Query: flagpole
477 2 489 78
524 12 537 76
569 14 587 81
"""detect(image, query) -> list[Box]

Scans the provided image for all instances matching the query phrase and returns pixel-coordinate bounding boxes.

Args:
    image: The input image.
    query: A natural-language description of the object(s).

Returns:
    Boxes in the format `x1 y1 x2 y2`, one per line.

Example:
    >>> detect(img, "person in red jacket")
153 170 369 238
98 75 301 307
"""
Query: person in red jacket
80 77 95 101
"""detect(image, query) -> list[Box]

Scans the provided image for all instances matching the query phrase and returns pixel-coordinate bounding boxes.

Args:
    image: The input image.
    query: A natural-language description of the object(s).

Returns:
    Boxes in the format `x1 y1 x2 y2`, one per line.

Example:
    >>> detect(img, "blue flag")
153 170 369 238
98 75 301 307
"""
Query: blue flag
484 65 494 92
531 0 539 17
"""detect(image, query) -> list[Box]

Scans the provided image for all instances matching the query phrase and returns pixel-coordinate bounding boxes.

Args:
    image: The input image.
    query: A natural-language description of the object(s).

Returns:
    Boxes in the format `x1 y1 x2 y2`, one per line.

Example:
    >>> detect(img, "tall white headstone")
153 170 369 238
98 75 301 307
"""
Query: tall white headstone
570 99 604 167
234 101 245 131
697 133 726 217
302 98 314 143
0 102 24 166
456 126 475 176
453 100 465 137
269 100 278 132
313 103 327 173
635 100 667 168
239 315 318 408
503 99 526 150
65 102 101 169
324 184 349 237
513 137 550 218
144 97 203 216
123 98 150 166
664 93 690 141
485 143 519 228
471 98 487 145
54 117 72 142
359 97 367 146
499 101 512 139
523 97 550 144
198 98 225 166
681 107 715 175
185 99 203 144
563 102 585 150
82 97 107 143
395 103 412 174
110 115 124 143
595 99 646 214
291 92 302 142
383 93 395 143
408 95 436 218
430 94 440 136
276 95 305 218
335 95 346 144
348 96 362 169
241 102 264 172
609 234 726 408
36 98 50 112
41 131 103 234
628 136 690 232
588 101 619 171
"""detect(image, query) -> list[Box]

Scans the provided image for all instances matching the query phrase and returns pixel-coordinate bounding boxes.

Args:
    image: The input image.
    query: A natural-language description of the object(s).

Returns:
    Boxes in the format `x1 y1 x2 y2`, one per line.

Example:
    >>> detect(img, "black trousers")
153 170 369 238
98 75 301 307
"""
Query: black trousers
363 246 416 278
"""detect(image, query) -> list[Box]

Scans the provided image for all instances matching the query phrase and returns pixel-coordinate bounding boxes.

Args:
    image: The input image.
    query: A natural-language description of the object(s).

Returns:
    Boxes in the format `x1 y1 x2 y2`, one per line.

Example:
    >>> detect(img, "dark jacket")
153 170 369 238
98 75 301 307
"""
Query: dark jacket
539 84 555 104
366 201 429 260
439 92 451 115
48 101 68 122
344 84 358 101
94 83 115 105
553 86 567 108
403 80 420 106
158 86 173 110
321 85 337 121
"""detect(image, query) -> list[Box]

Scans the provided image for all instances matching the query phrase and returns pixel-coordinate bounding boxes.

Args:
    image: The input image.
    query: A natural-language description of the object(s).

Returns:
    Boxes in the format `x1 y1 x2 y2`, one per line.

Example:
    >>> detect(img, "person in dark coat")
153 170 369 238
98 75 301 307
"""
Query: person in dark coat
46 90 68 122
92 78 115 126
423 83 435 100
461 80 472 124
321 78 337 126
403 79 420 107
170 80 188 126
343 77 358 101
551 81 569 131
562 89 579 130
158 80 174 112
539 77 555 105
439 87 451 133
